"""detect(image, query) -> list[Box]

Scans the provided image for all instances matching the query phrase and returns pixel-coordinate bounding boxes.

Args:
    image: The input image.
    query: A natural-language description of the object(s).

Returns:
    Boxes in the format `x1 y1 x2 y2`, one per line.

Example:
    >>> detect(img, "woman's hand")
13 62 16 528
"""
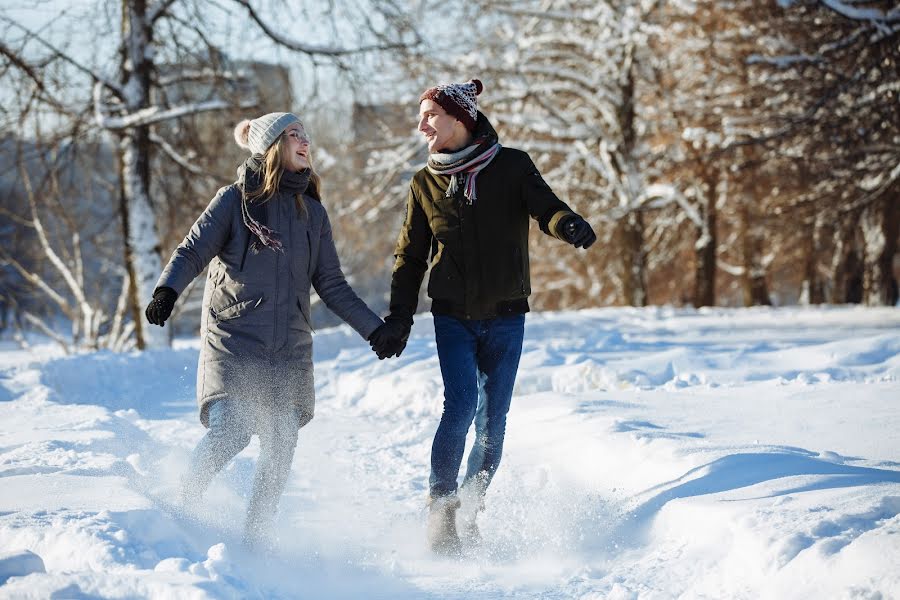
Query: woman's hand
145 287 178 327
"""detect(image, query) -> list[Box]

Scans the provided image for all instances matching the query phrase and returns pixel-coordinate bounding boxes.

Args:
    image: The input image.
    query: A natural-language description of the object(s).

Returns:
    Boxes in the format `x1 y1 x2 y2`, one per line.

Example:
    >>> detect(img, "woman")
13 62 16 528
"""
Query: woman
144 112 385 548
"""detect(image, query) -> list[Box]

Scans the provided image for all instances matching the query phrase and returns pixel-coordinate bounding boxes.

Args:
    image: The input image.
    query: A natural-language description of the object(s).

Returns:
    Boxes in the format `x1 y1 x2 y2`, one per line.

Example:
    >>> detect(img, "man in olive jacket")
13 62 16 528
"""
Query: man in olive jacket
369 79 596 555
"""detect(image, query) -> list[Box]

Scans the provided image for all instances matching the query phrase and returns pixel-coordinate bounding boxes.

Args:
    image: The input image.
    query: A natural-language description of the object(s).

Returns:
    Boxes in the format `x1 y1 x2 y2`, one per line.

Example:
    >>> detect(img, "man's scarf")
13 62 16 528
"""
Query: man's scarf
236 155 310 253
426 133 501 204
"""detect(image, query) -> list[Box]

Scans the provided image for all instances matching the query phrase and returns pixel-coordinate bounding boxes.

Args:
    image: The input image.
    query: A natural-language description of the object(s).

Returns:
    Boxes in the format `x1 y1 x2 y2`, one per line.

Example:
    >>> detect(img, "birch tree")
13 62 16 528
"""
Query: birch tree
1 1 418 349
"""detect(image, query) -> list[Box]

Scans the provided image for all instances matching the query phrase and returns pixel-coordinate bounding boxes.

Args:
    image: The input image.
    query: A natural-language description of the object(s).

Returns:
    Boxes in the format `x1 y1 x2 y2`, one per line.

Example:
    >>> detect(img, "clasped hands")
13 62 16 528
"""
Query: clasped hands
368 316 411 360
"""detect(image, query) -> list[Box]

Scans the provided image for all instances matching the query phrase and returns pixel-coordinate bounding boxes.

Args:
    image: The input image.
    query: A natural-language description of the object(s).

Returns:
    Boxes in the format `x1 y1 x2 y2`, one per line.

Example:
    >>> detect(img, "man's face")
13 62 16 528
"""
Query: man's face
418 99 468 153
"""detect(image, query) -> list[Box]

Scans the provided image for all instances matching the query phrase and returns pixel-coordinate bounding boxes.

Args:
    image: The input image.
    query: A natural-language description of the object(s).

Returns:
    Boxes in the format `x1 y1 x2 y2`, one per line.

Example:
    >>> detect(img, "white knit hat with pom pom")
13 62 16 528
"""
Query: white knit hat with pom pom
233 112 302 155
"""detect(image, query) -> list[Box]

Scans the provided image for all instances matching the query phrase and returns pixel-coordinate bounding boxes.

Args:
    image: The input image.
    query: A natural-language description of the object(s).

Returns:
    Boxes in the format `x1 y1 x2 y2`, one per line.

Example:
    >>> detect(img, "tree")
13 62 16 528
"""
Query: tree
431 0 674 307
740 0 899 305
491 1 654 307
1 1 419 349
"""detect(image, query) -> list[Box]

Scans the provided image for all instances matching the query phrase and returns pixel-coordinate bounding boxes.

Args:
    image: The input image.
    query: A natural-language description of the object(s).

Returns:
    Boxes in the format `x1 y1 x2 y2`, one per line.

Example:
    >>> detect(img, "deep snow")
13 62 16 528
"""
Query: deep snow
0 306 898 599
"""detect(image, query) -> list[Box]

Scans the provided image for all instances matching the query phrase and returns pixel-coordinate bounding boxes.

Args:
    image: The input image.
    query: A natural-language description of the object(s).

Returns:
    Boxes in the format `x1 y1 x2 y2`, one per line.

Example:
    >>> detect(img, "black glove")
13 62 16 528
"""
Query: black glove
145 287 178 327
560 214 596 249
369 315 412 360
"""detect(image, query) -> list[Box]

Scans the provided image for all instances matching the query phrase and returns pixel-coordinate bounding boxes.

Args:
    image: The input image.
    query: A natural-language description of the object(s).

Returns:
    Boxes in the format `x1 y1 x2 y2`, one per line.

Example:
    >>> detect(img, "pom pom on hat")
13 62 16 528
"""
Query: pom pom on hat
233 112 302 155
234 119 252 150
420 79 484 132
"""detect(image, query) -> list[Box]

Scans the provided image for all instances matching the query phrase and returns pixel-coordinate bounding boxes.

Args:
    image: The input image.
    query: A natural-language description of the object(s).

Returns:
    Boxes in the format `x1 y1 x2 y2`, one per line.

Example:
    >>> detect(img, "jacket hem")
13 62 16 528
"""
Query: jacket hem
430 298 529 320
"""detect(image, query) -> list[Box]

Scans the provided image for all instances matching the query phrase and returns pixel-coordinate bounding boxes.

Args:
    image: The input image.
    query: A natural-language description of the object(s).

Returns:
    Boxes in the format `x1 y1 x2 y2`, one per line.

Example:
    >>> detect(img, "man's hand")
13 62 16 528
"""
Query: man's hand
369 316 412 360
560 215 596 249
559 215 597 250
145 287 178 327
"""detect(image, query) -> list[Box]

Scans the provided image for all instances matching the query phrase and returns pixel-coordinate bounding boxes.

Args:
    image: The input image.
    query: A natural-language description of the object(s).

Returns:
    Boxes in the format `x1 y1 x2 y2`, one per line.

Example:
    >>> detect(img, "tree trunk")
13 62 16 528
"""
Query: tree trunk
120 0 167 349
120 133 166 349
693 174 717 308
800 213 827 305
828 211 860 303
616 55 648 307
861 193 900 306
739 200 771 306
618 210 648 307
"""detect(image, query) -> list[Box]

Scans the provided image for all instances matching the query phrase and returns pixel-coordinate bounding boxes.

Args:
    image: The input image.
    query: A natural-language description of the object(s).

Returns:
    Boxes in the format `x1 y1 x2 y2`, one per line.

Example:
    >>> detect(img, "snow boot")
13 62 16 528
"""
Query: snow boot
457 476 487 545
242 514 277 554
427 495 462 556
177 476 201 517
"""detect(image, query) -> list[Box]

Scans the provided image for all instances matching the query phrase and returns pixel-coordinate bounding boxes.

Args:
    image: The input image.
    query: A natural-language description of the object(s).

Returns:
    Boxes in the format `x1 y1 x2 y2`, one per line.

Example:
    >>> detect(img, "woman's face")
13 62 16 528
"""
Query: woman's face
281 123 311 172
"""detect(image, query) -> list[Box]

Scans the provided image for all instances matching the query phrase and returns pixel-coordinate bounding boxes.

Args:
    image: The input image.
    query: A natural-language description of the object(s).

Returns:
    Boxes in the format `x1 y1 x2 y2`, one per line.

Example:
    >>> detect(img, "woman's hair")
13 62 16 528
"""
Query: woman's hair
244 133 322 215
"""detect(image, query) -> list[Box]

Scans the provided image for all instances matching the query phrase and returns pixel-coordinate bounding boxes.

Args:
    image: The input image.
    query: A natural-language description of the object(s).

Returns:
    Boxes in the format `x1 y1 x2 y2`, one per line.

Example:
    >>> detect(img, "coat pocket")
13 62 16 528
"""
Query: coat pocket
211 295 265 321
296 299 315 333
513 246 527 295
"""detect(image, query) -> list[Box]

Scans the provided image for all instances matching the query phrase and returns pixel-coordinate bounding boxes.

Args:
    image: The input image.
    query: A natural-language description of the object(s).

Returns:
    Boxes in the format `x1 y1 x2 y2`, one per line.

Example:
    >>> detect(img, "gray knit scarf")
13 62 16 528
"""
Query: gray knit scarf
427 132 501 204
236 155 310 253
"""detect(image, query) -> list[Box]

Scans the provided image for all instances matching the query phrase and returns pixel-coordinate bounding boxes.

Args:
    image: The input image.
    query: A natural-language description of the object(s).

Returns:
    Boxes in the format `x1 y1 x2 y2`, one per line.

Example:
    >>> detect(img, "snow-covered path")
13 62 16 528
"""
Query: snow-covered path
1 306 898 598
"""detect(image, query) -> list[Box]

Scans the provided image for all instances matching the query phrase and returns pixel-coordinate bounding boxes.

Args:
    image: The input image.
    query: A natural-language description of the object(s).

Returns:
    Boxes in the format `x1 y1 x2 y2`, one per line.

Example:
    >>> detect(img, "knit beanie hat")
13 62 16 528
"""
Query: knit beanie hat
419 79 483 132
233 112 302 155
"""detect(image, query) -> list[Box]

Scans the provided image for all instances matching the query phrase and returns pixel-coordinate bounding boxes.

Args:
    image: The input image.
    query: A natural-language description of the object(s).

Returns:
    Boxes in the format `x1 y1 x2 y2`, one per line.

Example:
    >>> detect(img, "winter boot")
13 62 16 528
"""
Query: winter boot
457 476 488 545
426 495 462 556
177 475 201 517
242 513 276 554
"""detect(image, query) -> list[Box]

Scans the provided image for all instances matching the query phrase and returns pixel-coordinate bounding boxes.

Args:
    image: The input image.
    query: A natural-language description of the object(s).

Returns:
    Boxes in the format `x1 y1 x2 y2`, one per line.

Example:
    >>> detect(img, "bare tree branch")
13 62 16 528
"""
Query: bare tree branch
0 15 125 99
94 83 258 129
819 0 900 23
232 0 417 56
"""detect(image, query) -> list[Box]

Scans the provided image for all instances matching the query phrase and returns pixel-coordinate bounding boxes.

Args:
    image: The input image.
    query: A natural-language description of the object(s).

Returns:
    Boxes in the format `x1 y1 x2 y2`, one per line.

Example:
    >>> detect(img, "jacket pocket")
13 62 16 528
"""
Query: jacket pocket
513 246 526 295
296 299 315 333
211 295 265 321
428 250 464 300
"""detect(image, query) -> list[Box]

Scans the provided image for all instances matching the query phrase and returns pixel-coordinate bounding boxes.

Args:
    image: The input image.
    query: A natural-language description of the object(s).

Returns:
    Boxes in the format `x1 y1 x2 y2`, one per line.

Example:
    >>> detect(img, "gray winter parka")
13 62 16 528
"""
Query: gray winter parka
156 183 382 428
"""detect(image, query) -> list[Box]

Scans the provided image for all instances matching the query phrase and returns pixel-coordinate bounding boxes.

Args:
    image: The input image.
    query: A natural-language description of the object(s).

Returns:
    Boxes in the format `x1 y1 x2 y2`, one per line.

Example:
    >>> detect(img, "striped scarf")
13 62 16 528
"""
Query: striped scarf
426 136 501 204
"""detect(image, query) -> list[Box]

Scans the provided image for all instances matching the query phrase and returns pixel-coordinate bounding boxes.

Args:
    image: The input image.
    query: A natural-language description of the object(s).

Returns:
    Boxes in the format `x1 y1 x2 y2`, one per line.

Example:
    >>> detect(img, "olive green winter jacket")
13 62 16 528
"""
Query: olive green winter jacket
389 113 578 322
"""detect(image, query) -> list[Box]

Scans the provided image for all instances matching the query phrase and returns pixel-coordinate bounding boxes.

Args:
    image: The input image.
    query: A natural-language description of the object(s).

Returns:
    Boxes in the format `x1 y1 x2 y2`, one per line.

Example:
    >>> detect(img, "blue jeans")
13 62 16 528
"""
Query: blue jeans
183 399 301 543
430 314 525 498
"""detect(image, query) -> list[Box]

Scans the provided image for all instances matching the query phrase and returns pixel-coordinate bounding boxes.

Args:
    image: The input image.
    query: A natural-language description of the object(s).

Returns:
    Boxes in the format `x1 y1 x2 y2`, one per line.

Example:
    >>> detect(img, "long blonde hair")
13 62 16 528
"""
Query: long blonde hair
245 135 322 215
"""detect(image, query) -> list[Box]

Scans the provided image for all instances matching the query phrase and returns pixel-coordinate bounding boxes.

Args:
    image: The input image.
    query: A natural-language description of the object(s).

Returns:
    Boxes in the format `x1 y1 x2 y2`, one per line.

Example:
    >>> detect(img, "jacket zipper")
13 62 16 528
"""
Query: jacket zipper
304 229 315 332
306 230 312 276
272 198 280 350
454 189 471 318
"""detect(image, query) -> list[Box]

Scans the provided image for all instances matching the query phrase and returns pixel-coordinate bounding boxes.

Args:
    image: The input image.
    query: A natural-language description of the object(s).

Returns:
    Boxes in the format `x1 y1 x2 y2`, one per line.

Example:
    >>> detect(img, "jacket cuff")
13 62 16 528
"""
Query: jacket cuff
548 210 577 241
358 312 385 342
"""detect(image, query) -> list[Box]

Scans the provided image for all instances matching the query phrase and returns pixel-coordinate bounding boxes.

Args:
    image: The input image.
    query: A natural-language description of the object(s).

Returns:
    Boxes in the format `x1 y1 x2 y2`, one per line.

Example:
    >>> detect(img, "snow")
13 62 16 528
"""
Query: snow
0 550 45 585
0 305 898 599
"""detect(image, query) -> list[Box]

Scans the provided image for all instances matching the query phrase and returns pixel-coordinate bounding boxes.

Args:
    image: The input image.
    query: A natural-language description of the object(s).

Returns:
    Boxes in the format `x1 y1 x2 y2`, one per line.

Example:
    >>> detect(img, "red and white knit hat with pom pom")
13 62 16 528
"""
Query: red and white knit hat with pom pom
233 112 302 155
419 79 483 132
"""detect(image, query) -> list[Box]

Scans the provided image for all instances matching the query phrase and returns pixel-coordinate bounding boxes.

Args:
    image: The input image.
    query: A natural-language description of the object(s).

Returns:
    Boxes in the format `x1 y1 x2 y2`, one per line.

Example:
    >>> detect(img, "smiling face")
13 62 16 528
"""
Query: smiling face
418 99 472 153
281 123 311 172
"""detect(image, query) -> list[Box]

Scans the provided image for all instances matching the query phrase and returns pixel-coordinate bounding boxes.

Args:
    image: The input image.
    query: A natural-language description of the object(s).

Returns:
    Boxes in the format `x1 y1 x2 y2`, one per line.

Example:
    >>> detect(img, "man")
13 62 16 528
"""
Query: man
369 79 596 554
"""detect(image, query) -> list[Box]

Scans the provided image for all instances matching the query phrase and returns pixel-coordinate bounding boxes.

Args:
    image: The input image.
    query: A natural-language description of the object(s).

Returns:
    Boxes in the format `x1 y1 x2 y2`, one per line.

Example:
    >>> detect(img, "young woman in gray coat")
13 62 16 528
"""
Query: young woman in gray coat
144 112 386 548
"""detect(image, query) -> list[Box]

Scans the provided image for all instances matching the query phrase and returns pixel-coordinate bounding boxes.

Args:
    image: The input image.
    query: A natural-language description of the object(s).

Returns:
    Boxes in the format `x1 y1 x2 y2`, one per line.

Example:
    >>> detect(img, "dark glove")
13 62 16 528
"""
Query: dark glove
560 214 596 249
369 315 412 360
145 287 178 327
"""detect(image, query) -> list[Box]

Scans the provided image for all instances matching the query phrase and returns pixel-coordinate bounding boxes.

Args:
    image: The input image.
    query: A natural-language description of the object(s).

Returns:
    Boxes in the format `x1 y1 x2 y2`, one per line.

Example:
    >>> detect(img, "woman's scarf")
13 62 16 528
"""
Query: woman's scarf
426 130 501 204
236 155 310 253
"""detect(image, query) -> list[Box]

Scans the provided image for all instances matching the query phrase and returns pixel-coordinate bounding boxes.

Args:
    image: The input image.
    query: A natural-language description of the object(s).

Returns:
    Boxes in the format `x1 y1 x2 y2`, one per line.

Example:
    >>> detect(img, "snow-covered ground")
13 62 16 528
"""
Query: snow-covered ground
0 306 898 599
